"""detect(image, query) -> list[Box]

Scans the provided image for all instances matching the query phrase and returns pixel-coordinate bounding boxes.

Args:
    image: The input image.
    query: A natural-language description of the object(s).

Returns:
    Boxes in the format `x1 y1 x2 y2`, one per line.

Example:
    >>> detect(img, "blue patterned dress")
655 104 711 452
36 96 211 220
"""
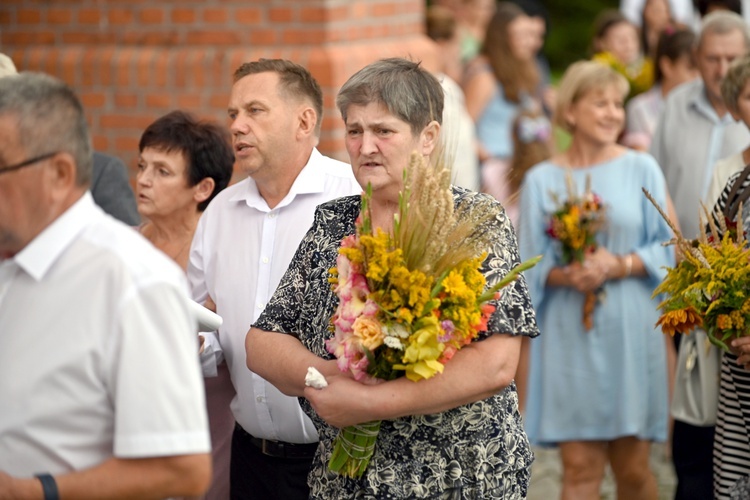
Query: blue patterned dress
254 187 540 499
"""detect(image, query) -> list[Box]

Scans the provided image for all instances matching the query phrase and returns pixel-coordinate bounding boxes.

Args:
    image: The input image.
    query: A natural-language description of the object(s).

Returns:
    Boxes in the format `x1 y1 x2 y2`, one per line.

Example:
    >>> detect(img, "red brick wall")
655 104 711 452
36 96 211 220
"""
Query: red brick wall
1 0 438 178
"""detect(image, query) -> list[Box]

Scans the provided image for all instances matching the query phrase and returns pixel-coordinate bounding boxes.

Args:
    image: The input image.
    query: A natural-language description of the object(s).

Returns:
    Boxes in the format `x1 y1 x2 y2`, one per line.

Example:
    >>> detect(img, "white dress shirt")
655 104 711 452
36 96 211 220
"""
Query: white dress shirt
0 193 210 476
189 148 360 444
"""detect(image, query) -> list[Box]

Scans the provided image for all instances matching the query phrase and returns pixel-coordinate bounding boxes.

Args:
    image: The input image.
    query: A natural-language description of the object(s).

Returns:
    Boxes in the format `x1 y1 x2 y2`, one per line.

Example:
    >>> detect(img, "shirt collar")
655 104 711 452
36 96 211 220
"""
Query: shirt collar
228 148 332 211
12 191 99 282
688 81 735 125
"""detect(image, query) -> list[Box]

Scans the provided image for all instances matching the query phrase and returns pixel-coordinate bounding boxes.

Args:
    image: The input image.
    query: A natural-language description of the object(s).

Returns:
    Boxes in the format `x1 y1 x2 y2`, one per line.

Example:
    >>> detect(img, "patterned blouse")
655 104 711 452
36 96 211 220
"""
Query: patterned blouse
254 187 540 499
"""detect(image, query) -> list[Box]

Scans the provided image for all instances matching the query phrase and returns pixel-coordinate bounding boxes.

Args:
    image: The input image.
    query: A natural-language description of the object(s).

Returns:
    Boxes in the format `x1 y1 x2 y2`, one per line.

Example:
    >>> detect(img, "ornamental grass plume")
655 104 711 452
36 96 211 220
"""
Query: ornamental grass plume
644 188 750 350
324 151 541 478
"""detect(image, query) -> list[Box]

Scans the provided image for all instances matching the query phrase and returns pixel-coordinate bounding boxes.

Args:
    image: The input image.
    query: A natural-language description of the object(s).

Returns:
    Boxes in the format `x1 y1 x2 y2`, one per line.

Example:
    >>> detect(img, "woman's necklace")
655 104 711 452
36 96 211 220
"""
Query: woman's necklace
169 237 191 262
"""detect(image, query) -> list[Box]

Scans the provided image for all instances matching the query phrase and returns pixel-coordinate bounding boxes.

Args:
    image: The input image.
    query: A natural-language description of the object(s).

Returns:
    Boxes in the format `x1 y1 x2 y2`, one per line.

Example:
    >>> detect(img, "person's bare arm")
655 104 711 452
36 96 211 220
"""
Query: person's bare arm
304 333 522 428
246 327 340 397
1 454 211 500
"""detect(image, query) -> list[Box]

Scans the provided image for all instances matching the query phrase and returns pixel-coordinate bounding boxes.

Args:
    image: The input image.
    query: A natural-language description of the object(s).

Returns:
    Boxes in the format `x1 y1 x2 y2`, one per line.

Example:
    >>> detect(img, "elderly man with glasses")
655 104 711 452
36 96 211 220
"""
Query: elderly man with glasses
0 72 211 499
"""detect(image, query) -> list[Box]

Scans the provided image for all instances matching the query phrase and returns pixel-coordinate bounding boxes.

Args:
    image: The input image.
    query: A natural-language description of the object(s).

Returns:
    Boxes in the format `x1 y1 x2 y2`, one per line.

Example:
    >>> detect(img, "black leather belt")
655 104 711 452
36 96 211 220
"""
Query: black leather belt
236 424 318 459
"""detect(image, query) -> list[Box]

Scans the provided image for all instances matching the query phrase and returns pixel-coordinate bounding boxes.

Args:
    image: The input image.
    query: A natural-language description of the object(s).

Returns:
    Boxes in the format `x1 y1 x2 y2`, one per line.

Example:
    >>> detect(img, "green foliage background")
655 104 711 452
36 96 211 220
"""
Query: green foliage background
543 0 620 75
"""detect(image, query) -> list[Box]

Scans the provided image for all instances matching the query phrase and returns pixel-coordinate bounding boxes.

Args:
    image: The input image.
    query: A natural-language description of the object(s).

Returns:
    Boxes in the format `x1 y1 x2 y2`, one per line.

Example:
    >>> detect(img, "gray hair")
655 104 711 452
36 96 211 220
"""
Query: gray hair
0 72 92 186
336 58 444 136
698 10 750 51
721 53 750 114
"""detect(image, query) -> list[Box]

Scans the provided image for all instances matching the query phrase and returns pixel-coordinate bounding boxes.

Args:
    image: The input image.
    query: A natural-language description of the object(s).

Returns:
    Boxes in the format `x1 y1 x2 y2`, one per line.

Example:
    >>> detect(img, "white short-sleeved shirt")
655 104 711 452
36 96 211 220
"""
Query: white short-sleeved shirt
189 148 361 444
0 192 210 476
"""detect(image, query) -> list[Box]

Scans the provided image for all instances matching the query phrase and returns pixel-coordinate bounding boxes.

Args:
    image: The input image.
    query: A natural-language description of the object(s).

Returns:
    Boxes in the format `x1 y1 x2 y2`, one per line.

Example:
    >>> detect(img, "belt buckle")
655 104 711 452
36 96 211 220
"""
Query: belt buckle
261 439 285 458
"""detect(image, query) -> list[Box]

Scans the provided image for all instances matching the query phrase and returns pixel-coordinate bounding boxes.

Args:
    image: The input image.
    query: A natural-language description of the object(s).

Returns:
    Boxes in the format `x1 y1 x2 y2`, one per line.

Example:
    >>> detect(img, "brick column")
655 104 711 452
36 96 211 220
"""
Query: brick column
1 0 437 174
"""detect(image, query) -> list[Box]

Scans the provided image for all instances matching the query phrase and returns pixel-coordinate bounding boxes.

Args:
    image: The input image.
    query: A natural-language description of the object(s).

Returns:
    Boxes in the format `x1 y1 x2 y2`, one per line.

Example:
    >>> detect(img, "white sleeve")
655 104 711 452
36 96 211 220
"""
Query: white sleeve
187 216 208 304
108 282 211 458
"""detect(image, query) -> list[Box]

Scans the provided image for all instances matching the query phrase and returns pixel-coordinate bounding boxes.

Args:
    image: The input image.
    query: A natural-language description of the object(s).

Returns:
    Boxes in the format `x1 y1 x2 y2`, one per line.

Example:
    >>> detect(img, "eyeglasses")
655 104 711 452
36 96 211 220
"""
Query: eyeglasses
0 152 59 176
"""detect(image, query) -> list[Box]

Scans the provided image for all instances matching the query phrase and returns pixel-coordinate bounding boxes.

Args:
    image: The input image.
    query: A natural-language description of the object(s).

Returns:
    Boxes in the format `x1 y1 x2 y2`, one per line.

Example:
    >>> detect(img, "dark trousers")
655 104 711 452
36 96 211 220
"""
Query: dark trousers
230 425 313 500
672 419 715 500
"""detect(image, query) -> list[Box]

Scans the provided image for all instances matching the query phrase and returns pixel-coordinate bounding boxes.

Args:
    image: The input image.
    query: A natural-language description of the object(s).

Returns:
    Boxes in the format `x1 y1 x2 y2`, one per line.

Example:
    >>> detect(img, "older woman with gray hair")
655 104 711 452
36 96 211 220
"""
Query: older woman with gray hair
245 57 539 499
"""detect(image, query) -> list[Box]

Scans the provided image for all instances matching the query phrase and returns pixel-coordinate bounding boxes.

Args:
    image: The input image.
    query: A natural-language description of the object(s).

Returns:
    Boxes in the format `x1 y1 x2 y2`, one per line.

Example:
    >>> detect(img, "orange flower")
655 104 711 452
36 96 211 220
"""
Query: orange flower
655 307 703 336
716 314 733 331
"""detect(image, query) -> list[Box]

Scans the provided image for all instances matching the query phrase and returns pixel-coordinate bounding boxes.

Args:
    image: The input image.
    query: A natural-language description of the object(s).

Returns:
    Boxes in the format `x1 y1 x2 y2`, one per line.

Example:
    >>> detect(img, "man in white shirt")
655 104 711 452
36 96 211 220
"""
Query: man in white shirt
0 73 211 498
650 11 750 239
188 59 360 499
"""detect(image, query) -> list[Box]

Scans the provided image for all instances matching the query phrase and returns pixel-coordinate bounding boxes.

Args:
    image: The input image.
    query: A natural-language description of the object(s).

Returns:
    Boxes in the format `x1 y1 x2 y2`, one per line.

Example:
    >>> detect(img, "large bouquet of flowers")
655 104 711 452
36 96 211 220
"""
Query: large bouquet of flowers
645 189 750 350
546 171 607 330
324 152 540 478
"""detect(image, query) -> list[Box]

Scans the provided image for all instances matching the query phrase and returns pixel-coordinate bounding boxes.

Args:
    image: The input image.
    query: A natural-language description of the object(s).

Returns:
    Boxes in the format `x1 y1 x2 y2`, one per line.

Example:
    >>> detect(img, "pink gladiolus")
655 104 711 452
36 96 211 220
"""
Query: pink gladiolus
337 274 371 328
336 254 352 284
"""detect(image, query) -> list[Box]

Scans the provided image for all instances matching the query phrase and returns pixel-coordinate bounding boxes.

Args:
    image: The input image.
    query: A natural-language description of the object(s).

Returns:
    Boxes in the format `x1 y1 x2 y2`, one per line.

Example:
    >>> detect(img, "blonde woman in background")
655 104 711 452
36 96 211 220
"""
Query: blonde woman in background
519 61 674 500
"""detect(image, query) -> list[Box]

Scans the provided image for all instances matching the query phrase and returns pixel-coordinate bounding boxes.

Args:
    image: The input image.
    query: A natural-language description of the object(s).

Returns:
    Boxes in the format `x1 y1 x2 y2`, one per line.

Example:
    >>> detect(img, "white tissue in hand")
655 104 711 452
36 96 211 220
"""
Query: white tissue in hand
305 367 328 389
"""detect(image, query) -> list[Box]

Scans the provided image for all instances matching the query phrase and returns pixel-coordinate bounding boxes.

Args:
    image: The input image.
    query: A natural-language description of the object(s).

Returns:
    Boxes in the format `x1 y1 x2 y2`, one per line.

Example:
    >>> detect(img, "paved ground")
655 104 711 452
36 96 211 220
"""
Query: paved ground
527 443 677 500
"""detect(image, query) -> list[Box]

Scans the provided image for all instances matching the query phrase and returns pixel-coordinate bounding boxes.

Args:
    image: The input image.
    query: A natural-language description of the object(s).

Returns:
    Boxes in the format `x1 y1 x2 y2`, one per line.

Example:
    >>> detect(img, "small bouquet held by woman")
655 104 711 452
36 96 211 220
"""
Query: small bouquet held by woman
310 152 540 478
546 171 607 330
645 189 750 350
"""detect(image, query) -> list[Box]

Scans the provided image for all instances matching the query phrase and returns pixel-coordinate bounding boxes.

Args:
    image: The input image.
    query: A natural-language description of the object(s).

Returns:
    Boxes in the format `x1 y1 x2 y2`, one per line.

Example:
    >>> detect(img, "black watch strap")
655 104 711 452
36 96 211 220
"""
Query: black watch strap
35 474 59 500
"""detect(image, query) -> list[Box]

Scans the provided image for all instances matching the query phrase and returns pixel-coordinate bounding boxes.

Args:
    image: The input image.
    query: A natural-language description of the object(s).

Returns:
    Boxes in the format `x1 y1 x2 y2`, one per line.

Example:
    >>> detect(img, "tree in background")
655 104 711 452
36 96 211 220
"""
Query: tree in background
543 0 620 76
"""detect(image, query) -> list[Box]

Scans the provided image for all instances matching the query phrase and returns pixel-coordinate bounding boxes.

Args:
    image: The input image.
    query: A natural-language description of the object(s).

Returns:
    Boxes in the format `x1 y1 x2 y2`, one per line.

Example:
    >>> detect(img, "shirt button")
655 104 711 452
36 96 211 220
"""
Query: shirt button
268 213 276 218
262 257 269 264
257 302 264 309
256 396 263 403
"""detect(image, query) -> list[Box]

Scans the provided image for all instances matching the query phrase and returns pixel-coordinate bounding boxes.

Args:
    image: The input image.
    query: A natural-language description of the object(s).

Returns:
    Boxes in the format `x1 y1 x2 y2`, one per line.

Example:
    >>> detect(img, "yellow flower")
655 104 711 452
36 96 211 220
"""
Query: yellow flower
394 316 445 381
731 310 745 330
442 271 466 295
400 359 445 382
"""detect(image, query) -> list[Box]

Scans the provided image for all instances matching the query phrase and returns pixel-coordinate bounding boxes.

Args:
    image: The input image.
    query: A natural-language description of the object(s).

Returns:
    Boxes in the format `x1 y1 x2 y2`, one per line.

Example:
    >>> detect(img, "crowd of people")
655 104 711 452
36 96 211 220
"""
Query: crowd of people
4 0 750 499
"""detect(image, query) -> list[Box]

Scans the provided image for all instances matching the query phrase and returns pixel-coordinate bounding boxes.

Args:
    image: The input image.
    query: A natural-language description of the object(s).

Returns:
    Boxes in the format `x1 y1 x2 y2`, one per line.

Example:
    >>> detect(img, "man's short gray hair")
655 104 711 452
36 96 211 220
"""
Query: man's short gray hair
698 10 750 51
0 72 92 186
336 58 444 136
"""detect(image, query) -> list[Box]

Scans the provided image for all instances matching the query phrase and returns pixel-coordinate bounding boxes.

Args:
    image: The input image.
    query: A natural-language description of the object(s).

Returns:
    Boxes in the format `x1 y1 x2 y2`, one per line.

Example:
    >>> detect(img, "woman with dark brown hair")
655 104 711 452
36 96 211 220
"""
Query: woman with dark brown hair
464 2 541 210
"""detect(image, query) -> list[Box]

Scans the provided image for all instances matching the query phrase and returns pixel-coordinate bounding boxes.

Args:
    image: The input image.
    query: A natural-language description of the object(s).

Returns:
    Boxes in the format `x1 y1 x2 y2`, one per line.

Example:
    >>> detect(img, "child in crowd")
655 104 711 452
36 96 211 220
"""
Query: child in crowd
592 9 655 99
